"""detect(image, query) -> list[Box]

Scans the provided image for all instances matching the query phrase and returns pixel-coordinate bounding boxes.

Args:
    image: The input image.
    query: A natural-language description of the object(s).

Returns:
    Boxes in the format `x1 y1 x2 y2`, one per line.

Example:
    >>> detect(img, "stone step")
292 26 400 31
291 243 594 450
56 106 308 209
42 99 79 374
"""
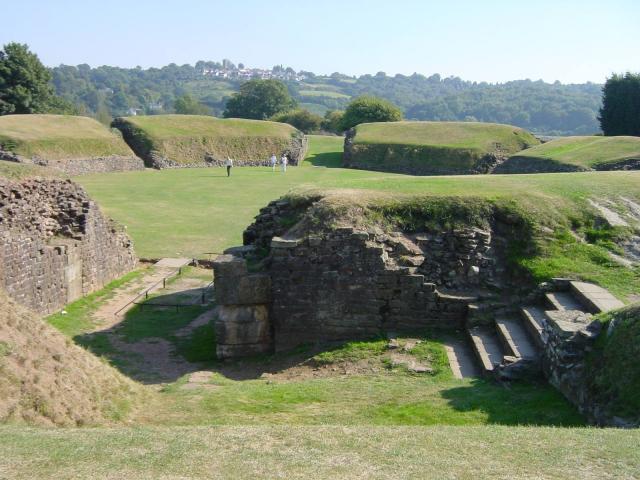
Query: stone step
467 326 505 375
545 291 584 312
569 281 625 314
520 306 546 349
495 317 539 359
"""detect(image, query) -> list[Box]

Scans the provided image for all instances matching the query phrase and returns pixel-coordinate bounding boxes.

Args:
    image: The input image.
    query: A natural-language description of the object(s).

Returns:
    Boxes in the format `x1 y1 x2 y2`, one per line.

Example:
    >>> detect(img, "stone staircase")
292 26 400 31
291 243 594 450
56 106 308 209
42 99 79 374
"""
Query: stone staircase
467 280 624 379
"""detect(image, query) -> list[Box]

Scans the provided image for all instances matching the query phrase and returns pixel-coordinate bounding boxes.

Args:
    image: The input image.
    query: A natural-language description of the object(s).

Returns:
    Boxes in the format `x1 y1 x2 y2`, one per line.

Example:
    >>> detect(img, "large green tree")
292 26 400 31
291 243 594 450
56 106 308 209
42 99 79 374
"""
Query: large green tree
223 79 295 119
599 73 640 136
270 108 322 133
0 42 61 115
340 95 402 130
174 94 210 115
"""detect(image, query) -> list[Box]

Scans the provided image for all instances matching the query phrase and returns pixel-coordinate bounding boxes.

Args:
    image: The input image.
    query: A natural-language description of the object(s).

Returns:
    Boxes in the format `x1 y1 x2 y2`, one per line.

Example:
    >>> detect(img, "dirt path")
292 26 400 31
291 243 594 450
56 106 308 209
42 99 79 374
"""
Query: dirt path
87 262 215 385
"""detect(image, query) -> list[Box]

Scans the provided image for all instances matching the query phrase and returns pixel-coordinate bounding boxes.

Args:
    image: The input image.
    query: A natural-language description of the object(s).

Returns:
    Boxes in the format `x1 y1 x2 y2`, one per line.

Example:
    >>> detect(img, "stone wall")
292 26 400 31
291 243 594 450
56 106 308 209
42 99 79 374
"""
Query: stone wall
541 307 638 427
0 178 137 314
214 197 517 357
0 149 145 175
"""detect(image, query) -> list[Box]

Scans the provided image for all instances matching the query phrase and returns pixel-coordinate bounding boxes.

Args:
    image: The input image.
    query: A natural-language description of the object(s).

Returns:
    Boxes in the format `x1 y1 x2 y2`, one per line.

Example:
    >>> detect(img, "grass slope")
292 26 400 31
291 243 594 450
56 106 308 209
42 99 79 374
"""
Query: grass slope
113 114 300 165
353 121 539 152
347 121 540 174
76 135 640 300
0 114 134 160
1 425 638 479
0 291 139 426
506 135 640 170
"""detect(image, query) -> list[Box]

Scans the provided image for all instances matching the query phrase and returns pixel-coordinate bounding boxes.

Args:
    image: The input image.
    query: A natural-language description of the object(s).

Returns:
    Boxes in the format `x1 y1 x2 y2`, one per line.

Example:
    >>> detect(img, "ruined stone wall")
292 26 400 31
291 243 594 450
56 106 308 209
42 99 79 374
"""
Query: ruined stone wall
0 150 145 175
541 309 638 427
214 197 515 357
267 230 474 352
0 178 137 314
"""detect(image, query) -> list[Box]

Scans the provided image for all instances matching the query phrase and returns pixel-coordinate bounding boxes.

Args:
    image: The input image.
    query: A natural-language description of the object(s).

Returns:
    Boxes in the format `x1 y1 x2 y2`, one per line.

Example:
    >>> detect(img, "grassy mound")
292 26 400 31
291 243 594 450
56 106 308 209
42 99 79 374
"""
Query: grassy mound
499 136 640 173
344 121 539 175
0 114 135 160
589 304 640 422
0 291 140 426
112 114 305 167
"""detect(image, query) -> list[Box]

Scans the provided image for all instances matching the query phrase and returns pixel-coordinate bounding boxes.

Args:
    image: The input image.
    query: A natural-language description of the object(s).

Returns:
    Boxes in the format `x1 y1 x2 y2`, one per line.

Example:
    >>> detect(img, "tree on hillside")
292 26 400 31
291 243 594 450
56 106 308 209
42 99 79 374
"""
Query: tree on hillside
340 96 402 130
223 79 296 120
0 42 73 115
270 108 322 133
599 73 640 136
174 94 210 115
321 110 345 133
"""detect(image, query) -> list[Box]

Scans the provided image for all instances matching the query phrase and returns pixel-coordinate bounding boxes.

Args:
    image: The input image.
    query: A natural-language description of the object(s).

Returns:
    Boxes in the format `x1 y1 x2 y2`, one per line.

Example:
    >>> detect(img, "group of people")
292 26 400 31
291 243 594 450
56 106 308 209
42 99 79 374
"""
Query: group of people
224 153 289 176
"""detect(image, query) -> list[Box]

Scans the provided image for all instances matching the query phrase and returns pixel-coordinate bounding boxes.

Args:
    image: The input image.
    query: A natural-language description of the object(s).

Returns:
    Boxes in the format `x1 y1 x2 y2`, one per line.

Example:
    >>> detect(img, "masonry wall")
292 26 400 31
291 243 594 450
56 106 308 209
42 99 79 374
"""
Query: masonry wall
0 150 145 175
0 178 137 314
215 196 515 356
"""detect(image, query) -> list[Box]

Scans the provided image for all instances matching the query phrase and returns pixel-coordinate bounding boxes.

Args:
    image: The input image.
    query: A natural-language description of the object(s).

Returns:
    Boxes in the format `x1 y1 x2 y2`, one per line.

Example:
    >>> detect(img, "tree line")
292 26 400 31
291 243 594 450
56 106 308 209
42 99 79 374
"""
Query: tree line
1 43 639 137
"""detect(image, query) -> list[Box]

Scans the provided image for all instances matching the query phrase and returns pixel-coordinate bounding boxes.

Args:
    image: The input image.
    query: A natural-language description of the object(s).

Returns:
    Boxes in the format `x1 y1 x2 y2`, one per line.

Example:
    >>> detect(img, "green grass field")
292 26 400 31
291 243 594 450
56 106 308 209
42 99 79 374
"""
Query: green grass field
76 135 640 300
352 121 539 153
299 89 351 99
0 114 134 159
506 135 640 169
2 425 638 479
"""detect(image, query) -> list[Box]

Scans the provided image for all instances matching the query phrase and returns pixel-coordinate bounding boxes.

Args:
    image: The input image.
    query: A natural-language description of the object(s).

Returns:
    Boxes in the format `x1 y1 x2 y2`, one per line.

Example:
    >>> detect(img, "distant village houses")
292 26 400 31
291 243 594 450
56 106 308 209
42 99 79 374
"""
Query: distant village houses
200 66 306 82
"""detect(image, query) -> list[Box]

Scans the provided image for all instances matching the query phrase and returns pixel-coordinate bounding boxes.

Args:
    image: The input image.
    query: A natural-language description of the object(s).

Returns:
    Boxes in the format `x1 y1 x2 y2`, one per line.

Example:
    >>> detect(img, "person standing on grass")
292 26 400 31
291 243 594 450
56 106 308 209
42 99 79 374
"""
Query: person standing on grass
280 154 288 173
270 154 277 172
225 157 233 176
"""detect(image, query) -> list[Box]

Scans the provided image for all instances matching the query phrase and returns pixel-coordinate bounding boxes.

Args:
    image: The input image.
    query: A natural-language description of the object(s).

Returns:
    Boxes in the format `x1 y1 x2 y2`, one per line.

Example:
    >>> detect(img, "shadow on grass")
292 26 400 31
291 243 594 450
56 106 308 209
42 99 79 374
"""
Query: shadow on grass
305 151 343 168
440 378 585 426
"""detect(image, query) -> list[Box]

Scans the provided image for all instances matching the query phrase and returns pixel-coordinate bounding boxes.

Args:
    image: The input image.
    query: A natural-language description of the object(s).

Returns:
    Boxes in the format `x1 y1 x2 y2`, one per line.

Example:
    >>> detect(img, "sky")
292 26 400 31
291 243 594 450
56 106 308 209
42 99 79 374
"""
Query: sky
2 0 639 83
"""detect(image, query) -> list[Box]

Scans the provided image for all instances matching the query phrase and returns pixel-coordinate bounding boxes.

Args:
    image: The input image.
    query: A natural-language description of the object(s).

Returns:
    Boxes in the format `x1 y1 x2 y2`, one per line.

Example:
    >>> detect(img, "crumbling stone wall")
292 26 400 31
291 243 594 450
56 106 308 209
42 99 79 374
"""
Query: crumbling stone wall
0 178 137 314
0 149 145 175
215 197 513 357
541 309 638 427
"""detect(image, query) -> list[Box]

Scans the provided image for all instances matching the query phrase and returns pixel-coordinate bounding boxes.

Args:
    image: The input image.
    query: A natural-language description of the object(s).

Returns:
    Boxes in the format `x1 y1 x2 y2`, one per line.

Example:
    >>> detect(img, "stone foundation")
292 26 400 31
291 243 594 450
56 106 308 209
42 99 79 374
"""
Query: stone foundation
214 198 517 358
0 150 145 175
0 178 137 314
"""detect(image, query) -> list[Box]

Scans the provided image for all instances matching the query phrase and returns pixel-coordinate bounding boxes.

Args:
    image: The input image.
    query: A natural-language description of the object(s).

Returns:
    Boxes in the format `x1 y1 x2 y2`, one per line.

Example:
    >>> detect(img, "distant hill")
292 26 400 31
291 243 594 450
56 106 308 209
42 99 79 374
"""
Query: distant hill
343 121 539 175
497 136 640 173
51 62 603 136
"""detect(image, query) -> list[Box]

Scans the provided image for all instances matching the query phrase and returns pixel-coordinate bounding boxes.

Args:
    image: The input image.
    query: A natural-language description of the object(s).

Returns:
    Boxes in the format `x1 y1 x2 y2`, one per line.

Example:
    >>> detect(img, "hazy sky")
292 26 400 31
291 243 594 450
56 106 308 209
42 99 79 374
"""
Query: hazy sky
2 0 638 83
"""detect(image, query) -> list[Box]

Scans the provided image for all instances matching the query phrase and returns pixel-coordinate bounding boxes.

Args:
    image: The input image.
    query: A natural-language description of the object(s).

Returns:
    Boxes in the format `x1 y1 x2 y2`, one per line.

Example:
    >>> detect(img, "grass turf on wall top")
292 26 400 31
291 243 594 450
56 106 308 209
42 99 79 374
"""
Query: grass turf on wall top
344 121 539 175
112 114 303 166
502 136 640 172
0 114 135 160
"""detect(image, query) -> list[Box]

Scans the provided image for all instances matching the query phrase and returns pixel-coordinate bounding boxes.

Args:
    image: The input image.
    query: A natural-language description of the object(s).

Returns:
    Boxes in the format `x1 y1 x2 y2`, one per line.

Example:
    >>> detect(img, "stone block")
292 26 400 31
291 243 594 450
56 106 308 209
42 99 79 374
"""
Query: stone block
215 305 271 346
212 254 248 278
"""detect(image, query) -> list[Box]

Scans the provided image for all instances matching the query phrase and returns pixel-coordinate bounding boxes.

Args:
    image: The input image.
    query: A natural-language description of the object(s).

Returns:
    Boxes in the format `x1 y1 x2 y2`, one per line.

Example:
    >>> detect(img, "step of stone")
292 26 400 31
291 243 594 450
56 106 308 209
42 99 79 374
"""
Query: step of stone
520 306 546 349
545 291 584 312
495 317 539 359
467 326 504 374
569 281 625 314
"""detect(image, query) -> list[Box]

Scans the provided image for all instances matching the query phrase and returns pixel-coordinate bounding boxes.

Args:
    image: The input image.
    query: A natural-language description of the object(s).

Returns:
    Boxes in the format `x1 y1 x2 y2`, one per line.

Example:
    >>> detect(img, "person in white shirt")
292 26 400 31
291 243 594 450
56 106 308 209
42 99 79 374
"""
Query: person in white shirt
280 154 288 173
225 157 233 176
270 154 277 172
